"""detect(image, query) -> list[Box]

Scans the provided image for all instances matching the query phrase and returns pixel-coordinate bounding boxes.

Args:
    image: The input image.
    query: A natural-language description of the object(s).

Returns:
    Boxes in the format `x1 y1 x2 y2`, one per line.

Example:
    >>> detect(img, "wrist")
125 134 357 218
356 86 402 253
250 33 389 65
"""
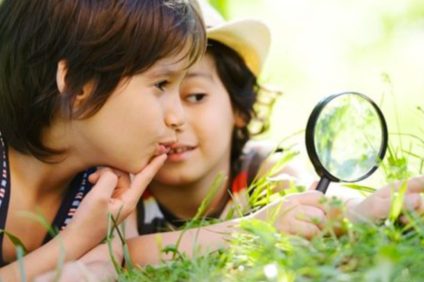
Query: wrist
60 225 103 261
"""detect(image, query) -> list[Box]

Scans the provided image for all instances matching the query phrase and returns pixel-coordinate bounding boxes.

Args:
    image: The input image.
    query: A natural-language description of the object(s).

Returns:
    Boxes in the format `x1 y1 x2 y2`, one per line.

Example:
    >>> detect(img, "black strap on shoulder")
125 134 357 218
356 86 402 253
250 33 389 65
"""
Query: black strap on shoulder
42 168 95 244
0 134 11 267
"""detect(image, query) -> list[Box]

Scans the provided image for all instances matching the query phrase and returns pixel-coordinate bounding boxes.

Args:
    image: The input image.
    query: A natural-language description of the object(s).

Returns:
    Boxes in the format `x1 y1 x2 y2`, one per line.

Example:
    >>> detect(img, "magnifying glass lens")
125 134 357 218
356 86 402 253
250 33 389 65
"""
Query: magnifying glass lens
306 92 388 193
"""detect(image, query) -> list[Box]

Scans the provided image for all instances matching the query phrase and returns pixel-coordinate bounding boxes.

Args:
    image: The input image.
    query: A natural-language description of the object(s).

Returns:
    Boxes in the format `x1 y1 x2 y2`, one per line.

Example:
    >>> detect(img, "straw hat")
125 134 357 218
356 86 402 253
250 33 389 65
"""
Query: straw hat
197 0 271 76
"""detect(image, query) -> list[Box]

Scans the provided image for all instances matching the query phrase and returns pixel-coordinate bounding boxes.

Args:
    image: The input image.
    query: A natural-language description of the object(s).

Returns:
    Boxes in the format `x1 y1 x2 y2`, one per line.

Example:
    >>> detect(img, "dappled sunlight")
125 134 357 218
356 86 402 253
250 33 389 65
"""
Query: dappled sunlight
211 0 424 182
213 0 424 138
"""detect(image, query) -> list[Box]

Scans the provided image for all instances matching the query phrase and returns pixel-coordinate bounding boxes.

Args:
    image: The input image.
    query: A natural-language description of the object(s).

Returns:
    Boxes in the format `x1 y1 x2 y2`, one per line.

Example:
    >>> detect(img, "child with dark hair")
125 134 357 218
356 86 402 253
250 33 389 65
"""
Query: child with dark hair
0 0 206 280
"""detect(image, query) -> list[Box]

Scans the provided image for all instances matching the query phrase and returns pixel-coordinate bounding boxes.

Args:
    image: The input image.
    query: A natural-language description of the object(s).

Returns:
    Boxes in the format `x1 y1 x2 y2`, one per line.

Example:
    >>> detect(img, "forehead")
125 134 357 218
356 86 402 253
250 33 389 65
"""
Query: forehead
146 41 200 76
184 53 217 79
144 56 190 79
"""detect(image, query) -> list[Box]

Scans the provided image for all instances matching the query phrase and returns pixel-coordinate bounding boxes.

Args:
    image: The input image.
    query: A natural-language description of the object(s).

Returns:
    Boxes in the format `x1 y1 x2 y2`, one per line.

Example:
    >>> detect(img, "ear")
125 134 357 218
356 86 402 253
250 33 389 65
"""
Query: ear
234 110 247 128
73 82 93 108
56 60 67 94
56 60 92 108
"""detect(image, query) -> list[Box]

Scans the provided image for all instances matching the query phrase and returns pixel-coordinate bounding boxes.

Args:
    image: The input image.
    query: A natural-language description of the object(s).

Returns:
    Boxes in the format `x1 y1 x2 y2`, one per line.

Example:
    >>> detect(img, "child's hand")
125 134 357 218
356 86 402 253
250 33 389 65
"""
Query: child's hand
252 191 326 239
347 175 424 223
65 154 167 248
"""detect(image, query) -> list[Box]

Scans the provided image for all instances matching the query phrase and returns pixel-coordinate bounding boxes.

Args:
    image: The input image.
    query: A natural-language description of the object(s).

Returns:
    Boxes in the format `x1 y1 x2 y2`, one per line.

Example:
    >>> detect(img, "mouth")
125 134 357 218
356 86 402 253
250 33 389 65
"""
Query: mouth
154 143 172 156
167 145 196 155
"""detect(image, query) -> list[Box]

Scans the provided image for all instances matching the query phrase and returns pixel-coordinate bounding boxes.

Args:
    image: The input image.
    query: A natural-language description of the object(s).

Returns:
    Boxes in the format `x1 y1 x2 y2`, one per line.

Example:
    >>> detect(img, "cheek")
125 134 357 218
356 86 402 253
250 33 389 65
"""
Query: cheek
190 101 235 135
194 114 234 154
133 99 164 128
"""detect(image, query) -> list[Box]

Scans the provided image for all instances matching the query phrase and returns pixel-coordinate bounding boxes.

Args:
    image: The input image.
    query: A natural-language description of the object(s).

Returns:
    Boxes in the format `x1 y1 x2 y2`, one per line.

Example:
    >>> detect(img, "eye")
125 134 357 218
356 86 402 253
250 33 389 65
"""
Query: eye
154 80 169 91
185 93 207 103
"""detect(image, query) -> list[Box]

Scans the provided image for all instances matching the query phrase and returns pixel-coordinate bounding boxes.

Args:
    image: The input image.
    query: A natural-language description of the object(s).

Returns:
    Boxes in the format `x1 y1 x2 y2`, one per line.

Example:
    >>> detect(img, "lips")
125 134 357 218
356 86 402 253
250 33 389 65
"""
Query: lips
154 144 170 156
167 145 196 155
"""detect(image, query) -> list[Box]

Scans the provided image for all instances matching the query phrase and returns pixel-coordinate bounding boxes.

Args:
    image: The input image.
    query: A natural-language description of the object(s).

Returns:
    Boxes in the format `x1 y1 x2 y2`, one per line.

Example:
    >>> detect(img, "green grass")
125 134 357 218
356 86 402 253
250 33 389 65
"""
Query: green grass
4 101 423 282
4 111 422 282
3 124 423 281
118 213 424 281
114 103 424 281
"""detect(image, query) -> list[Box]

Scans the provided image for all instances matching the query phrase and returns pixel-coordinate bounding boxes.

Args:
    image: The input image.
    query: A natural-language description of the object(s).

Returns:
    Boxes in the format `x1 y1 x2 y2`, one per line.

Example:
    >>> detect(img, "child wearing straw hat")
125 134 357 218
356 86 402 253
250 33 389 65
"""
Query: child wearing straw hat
127 0 424 266
136 0 318 235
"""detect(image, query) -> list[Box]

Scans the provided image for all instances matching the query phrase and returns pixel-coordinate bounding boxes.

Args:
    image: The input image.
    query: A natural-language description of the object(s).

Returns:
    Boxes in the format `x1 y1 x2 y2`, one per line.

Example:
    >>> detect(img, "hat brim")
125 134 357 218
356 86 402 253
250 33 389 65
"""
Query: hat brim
207 19 271 76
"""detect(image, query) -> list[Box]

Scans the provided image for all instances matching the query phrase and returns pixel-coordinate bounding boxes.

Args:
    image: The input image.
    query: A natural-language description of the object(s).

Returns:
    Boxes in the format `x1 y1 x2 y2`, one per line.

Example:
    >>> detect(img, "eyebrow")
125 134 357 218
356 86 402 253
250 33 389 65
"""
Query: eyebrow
146 60 190 78
185 71 213 81
147 67 180 78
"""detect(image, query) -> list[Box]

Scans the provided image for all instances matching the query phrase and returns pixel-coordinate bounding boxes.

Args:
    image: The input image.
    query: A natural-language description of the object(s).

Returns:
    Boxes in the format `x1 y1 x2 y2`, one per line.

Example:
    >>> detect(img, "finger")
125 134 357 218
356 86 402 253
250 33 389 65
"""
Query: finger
383 176 424 195
88 167 113 184
308 180 319 191
289 220 321 240
290 191 325 209
88 171 100 184
90 170 118 199
116 172 131 190
294 205 327 229
417 196 424 214
121 154 167 205
405 175 424 193
112 173 132 199
368 196 391 221
403 193 421 211
106 168 131 195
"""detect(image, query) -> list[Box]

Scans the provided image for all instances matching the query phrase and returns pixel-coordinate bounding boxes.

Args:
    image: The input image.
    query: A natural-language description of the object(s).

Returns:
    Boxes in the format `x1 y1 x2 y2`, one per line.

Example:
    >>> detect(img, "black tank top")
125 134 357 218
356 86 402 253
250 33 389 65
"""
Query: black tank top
0 133 94 266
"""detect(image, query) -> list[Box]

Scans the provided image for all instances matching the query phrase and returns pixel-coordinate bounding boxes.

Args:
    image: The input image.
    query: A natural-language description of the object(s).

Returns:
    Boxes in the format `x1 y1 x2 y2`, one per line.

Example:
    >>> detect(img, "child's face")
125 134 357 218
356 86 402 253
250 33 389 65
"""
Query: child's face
152 53 238 185
71 54 189 173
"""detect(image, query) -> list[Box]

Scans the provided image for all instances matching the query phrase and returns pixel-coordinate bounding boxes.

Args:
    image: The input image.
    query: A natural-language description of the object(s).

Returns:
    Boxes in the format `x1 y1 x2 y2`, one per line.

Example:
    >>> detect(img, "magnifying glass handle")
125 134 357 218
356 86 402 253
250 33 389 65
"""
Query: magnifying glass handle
316 176 331 194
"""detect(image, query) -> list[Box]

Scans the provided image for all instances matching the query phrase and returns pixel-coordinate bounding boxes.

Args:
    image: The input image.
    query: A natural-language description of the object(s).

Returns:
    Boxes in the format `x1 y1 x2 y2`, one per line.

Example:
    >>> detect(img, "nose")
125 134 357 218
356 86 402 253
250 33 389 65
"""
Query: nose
164 93 185 130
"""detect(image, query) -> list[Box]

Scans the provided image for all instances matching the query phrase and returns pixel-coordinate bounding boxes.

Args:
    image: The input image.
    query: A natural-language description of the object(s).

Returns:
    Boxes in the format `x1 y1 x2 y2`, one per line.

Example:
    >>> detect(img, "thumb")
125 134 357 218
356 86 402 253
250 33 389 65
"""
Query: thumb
88 171 100 184
308 180 319 191
89 170 118 199
293 190 325 209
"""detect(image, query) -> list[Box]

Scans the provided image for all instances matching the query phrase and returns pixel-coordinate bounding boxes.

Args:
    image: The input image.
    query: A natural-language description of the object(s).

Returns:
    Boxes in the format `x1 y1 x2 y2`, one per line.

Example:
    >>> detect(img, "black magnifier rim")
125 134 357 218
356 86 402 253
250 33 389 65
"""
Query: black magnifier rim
305 91 388 183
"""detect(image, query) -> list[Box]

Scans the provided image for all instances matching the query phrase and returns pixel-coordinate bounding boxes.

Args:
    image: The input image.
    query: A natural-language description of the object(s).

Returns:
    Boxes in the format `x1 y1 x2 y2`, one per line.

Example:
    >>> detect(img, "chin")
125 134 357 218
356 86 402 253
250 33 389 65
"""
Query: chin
155 171 199 185
120 158 148 174
135 161 150 173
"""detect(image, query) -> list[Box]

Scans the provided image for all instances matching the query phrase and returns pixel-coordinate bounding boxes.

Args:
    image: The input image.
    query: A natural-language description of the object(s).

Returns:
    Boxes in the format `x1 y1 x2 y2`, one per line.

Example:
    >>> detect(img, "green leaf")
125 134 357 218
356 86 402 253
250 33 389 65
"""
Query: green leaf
0 229 28 254
389 180 408 222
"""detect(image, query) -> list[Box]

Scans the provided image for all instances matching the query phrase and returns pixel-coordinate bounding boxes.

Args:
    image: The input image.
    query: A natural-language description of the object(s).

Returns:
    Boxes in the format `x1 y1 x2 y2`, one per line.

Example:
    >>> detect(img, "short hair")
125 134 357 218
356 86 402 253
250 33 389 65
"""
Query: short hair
0 0 206 160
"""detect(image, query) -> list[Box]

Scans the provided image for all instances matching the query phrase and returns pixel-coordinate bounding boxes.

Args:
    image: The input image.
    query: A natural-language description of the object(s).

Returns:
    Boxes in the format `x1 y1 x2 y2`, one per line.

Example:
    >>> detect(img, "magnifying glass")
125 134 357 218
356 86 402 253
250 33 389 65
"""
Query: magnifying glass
305 92 388 194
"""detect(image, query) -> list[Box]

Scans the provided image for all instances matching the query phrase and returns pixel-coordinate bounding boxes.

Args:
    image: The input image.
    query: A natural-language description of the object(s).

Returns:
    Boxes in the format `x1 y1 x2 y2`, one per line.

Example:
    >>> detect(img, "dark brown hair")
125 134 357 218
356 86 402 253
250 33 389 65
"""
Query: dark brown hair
207 40 282 177
206 40 259 176
0 0 206 159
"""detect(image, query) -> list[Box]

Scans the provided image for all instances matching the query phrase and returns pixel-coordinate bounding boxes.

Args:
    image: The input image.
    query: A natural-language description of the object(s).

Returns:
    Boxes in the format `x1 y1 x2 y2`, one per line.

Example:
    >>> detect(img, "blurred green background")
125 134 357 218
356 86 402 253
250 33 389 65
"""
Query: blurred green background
209 0 424 179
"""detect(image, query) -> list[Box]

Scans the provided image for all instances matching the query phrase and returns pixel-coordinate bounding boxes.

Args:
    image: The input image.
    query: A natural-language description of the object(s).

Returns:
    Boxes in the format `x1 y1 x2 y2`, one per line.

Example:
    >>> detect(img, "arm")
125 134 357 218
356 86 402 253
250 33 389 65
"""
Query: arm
0 225 102 281
127 218 236 266
33 233 124 282
345 175 424 223
38 213 139 282
127 190 326 266
0 169 123 281
0 154 166 281
256 150 424 224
